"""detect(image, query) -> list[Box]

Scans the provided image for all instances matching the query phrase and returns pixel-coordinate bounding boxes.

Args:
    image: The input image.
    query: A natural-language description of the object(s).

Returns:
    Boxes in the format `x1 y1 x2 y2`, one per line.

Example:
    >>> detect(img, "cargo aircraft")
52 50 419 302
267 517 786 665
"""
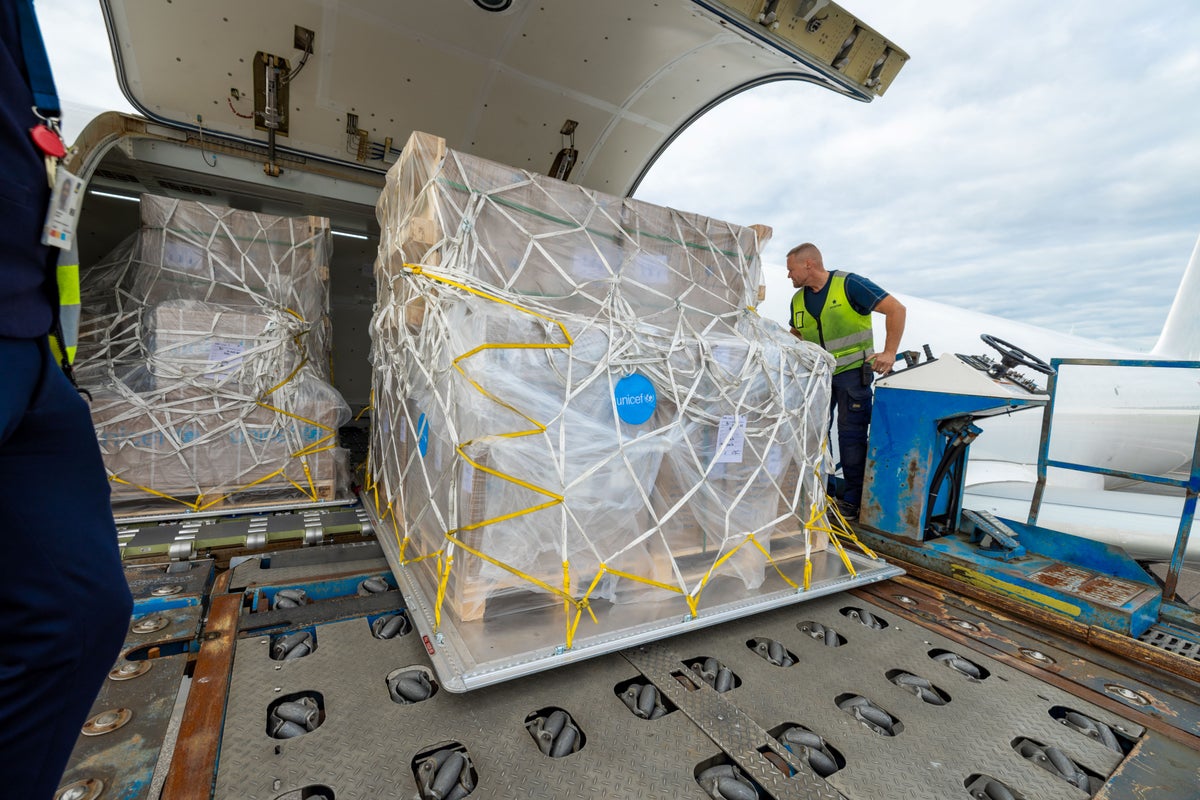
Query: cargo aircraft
36 3 1200 798
68 0 1196 565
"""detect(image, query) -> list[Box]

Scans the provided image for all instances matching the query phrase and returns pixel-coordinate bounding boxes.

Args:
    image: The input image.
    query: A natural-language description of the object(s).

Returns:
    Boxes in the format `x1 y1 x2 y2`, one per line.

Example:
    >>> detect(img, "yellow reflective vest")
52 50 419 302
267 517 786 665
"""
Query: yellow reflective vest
790 271 874 375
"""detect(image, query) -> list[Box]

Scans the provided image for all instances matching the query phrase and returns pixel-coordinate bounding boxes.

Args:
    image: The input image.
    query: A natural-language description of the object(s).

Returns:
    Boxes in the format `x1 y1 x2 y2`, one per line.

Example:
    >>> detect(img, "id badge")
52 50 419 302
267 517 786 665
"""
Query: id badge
41 167 86 250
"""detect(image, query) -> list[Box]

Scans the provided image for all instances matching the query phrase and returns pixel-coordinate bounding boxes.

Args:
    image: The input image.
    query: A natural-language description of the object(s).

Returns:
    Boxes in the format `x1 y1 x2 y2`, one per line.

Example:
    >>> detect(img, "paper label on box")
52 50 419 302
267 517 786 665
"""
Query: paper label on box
165 241 204 269
462 461 475 494
205 341 244 379
715 414 747 464
628 252 670 286
573 250 610 281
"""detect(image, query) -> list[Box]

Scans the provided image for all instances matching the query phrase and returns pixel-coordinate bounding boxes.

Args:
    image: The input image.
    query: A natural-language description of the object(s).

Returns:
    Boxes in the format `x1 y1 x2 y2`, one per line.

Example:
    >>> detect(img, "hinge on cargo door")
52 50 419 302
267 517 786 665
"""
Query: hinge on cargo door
549 119 578 181
254 52 290 137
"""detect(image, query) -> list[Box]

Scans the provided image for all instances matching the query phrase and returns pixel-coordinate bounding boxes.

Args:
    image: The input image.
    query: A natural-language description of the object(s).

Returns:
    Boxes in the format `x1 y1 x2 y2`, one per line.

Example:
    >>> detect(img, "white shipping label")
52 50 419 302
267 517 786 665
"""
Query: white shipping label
715 414 747 464
462 461 475 494
205 341 244 379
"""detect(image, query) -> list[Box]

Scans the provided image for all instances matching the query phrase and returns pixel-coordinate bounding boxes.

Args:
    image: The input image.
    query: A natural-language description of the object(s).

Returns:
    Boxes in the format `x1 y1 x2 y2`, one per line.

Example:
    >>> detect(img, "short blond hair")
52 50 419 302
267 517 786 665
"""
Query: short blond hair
787 243 820 260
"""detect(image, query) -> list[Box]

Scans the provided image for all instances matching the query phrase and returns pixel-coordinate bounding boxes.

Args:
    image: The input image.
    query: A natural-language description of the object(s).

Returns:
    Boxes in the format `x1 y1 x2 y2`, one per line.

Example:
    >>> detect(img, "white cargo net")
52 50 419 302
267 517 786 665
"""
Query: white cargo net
369 133 869 643
77 196 350 513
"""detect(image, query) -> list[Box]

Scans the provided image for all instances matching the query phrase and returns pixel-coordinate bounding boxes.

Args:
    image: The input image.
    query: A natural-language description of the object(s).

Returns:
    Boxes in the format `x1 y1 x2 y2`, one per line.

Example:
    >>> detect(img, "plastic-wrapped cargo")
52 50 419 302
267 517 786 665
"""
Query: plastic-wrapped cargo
77 195 350 513
368 132 896 690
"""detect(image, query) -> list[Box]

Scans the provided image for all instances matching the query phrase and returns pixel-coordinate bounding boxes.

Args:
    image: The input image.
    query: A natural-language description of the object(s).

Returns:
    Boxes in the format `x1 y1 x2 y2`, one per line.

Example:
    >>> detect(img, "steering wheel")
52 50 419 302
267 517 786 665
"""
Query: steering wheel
980 333 1055 376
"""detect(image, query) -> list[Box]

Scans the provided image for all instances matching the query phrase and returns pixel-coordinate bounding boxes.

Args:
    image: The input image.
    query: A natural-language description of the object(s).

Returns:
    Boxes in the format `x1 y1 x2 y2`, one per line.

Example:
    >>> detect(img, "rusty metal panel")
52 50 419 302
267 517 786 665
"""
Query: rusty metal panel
1027 564 1146 608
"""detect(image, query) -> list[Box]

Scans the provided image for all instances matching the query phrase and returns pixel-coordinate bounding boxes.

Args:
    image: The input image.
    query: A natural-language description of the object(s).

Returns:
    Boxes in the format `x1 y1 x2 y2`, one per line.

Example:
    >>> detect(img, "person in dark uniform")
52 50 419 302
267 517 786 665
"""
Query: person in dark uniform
1 2 133 797
787 243 906 519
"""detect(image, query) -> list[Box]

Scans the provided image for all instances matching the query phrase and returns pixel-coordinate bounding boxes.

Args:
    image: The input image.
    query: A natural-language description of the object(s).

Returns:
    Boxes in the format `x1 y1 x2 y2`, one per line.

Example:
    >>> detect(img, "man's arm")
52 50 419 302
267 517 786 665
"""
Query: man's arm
868 295 906 374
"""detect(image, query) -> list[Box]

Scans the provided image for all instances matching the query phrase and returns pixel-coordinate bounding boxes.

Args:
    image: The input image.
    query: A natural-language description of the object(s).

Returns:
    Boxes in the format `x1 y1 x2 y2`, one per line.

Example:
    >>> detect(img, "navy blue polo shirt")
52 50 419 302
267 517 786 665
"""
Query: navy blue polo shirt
1 0 58 339
801 271 888 321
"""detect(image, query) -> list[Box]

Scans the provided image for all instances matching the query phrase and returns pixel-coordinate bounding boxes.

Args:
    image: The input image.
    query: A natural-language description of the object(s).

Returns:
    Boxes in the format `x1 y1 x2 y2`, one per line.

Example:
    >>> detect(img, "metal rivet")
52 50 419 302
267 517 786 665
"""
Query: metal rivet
54 779 104 800
131 616 169 634
1020 648 1055 664
82 708 132 736
109 661 152 681
1105 684 1152 706
947 618 979 632
894 595 917 605
151 585 183 596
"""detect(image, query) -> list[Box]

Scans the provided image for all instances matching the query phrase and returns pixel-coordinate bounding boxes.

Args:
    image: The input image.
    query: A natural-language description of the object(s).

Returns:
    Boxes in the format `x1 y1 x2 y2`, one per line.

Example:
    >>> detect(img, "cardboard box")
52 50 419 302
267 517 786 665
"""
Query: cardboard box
146 300 302 388
369 132 834 629
95 376 346 509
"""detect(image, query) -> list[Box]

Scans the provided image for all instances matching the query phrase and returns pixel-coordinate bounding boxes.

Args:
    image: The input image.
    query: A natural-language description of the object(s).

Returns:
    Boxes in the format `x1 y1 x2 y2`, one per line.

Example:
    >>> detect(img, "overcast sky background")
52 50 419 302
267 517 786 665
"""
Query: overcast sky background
637 2 1200 350
36 1 1200 351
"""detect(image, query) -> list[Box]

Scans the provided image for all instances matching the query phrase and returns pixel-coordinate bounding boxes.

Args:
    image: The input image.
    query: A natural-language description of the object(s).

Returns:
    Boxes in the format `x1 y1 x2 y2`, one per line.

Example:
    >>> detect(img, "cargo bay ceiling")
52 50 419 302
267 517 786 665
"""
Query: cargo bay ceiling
101 0 907 196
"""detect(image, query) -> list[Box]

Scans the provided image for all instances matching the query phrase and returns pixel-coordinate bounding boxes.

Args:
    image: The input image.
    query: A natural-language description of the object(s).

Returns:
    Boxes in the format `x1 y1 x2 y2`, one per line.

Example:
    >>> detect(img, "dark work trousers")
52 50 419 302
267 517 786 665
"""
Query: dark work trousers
0 337 133 800
830 366 873 507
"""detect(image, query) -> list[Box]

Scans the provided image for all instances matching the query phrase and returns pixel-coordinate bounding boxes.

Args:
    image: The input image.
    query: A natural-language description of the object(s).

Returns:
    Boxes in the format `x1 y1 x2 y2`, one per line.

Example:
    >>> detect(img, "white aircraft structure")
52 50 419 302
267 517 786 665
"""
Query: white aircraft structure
880 234 1200 564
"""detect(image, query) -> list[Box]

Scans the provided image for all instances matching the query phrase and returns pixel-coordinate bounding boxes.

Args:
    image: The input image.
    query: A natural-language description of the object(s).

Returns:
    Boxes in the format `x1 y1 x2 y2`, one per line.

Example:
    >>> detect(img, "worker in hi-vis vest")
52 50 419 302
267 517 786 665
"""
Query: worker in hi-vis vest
0 2 133 797
787 243 906 520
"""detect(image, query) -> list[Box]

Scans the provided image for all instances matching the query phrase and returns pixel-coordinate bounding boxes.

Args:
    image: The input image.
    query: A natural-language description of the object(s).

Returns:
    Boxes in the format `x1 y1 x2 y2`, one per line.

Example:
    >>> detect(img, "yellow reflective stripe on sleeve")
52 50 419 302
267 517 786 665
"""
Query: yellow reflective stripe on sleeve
57 261 81 304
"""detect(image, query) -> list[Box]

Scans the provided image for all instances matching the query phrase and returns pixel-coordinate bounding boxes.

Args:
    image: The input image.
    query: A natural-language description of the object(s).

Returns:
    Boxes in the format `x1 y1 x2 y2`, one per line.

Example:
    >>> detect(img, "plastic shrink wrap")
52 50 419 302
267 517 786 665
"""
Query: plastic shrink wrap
369 132 833 627
77 195 350 513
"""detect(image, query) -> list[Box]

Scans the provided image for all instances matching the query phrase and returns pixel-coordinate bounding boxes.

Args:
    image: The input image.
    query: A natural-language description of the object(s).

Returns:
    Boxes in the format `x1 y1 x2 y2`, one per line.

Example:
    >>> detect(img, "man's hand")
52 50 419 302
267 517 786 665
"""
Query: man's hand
872 295 906 375
869 351 897 375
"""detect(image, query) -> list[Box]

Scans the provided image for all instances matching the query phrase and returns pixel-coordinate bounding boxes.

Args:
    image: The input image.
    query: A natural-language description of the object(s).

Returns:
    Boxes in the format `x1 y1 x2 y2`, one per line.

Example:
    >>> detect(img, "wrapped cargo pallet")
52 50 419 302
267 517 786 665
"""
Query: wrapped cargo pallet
77 195 351 514
368 132 896 690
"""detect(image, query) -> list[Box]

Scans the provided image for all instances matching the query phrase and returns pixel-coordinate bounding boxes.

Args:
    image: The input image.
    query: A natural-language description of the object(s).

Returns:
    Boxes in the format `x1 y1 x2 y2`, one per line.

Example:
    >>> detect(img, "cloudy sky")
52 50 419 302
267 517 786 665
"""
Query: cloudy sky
637 2 1200 350
36 0 1200 350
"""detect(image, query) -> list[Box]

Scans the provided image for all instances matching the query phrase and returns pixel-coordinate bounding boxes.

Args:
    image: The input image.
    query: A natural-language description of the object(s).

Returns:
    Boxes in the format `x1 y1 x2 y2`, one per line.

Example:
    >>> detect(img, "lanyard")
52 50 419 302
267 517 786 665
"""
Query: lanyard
16 0 61 117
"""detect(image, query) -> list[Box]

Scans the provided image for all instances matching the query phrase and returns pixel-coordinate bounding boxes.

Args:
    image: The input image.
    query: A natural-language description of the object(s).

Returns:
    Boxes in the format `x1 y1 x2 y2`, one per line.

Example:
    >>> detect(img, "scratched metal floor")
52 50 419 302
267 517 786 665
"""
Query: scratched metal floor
212 582 1179 800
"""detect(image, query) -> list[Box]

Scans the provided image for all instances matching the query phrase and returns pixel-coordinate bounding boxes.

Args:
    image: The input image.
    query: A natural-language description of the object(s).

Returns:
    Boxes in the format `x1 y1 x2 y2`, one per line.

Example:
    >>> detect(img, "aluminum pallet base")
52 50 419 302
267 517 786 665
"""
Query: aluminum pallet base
366 500 903 692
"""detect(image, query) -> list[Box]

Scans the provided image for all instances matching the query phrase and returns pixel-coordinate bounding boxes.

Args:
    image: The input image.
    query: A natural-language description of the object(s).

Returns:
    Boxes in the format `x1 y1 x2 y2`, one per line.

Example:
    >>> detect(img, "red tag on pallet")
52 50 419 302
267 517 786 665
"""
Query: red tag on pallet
30 123 66 159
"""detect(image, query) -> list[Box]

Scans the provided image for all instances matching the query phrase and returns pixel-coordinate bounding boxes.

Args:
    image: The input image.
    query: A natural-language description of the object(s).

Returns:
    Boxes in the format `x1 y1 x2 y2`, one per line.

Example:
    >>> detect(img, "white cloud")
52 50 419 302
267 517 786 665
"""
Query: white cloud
35 0 1200 353
637 0 1200 353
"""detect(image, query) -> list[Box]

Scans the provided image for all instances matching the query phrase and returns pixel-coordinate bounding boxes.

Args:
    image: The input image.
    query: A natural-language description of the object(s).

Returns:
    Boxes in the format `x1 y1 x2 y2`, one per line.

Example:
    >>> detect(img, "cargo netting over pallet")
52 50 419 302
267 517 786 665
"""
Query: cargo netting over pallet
78 195 350 516
367 132 899 690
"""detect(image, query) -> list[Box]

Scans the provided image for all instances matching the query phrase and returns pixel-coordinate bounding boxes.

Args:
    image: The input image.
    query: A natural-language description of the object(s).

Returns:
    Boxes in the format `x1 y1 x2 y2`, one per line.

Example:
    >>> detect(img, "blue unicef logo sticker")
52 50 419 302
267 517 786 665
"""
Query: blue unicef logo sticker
614 373 656 425
416 413 430 457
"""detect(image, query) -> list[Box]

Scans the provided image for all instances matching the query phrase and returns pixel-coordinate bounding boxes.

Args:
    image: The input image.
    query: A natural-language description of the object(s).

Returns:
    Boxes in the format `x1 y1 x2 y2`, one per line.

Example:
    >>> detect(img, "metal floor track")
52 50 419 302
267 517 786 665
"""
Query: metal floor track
61 550 1200 800
213 575 1194 799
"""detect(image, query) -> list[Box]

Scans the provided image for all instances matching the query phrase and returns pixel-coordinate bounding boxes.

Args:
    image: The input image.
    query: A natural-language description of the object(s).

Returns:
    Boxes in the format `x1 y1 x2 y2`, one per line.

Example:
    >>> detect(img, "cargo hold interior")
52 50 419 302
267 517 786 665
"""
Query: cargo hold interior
75 116 381 452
